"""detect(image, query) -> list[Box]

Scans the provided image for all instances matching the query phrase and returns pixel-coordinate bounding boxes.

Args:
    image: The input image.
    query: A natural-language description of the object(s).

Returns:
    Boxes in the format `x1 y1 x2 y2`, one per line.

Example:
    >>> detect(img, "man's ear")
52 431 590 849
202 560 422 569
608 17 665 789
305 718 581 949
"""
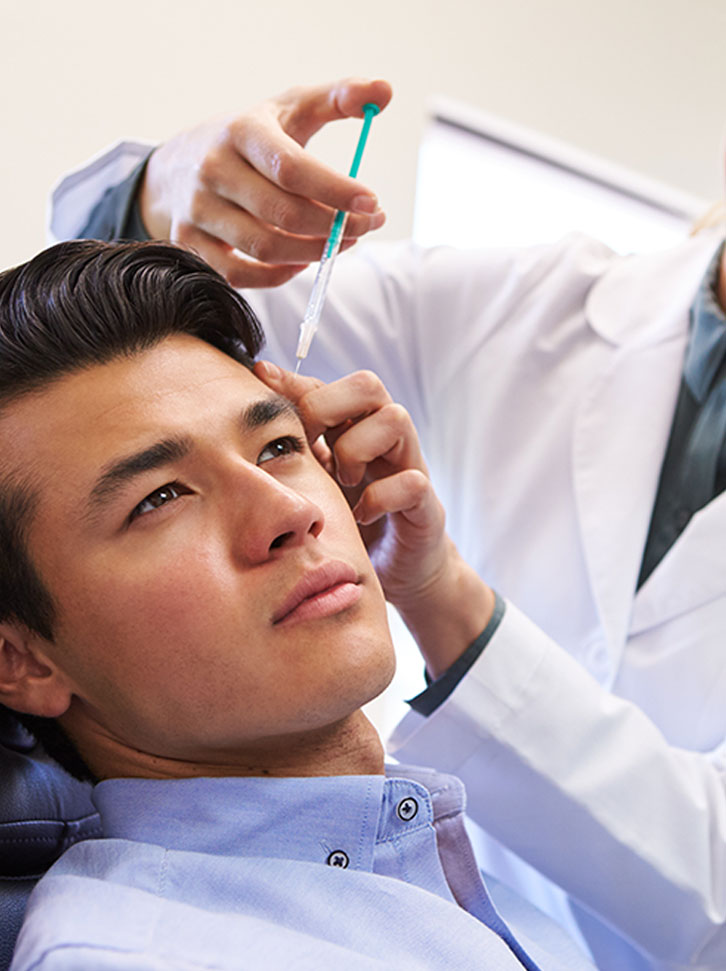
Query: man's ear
0 624 73 718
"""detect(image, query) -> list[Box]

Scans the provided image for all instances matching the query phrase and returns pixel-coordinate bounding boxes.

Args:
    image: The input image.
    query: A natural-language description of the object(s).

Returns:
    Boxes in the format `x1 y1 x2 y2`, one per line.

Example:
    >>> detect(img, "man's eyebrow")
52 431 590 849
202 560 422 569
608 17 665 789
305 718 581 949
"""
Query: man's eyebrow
243 394 302 431
84 394 302 520
87 438 192 516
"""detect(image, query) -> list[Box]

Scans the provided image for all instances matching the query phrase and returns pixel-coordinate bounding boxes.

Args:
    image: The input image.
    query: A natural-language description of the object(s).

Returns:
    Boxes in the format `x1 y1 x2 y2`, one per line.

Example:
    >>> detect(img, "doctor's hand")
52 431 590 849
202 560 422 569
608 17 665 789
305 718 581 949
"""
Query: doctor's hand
139 78 392 290
254 362 495 678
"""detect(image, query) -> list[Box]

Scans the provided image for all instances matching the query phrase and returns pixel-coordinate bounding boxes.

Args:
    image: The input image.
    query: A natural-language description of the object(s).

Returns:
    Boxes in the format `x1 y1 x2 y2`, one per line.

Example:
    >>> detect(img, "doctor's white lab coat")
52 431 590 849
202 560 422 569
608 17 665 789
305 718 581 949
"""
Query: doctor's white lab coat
52 148 726 970
254 228 726 971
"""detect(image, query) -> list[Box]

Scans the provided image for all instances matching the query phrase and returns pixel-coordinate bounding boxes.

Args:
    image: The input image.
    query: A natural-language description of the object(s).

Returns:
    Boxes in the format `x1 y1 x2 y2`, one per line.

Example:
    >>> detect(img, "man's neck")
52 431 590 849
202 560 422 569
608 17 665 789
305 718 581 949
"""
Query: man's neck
63 706 386 782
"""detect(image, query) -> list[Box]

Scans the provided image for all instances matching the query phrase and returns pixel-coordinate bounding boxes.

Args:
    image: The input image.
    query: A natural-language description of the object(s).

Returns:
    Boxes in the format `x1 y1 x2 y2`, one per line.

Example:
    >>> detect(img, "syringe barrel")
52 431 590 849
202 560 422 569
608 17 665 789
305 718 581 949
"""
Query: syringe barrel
300 212 348 327
293 102 379 366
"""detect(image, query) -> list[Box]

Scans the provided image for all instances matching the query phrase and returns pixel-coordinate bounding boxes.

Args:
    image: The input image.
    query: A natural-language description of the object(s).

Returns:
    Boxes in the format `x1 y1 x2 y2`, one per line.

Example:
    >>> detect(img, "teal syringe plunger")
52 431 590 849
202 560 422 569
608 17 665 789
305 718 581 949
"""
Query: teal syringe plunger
294 103 380 373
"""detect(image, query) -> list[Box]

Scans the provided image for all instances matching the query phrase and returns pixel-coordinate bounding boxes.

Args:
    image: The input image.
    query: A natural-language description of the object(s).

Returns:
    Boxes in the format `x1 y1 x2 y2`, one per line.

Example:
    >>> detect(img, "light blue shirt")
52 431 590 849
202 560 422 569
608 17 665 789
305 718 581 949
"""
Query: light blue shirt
11 765 592 970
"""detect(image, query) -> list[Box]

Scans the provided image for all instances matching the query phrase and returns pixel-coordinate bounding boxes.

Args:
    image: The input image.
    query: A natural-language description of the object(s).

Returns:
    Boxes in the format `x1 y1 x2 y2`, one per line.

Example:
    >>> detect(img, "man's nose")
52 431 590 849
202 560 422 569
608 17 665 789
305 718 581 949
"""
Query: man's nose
228 464 324 565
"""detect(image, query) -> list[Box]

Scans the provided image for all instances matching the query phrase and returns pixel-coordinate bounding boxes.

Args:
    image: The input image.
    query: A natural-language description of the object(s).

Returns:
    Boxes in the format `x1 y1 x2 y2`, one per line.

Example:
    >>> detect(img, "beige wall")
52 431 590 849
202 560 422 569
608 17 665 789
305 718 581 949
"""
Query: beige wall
1 0 725 270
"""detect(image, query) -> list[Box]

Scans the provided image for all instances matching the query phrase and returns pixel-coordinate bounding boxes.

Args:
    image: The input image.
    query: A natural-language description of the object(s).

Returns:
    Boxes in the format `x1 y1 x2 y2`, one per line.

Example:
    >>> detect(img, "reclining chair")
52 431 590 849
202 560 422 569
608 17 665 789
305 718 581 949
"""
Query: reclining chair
0 708 99 971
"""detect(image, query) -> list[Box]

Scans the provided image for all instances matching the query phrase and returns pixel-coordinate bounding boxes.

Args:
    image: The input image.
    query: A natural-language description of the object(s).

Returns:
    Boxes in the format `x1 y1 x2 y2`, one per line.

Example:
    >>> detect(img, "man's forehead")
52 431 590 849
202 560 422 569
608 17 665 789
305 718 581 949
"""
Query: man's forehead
0 335 266 432
0 336 299 509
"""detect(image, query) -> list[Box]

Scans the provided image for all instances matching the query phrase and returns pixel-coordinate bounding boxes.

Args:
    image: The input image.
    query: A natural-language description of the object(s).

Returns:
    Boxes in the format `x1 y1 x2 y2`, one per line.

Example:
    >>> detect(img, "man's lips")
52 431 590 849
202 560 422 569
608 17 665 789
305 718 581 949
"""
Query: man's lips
272 561 362 626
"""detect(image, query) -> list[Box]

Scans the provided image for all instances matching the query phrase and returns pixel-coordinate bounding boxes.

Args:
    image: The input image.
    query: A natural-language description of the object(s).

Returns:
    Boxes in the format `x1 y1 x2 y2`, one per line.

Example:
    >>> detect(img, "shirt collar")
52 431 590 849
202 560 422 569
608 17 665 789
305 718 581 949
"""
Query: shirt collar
92 765 457 873
684 241 726 402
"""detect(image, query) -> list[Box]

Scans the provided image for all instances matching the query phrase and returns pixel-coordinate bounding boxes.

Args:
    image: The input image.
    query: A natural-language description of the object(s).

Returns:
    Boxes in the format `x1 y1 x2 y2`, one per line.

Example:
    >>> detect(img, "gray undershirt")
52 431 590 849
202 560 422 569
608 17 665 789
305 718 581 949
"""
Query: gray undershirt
638 241 726 587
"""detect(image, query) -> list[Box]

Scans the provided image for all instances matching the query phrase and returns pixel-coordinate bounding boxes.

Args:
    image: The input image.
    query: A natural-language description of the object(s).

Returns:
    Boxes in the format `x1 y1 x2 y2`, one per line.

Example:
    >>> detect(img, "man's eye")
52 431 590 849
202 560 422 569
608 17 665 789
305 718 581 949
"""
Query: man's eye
130 483 186 521
257 435 304 465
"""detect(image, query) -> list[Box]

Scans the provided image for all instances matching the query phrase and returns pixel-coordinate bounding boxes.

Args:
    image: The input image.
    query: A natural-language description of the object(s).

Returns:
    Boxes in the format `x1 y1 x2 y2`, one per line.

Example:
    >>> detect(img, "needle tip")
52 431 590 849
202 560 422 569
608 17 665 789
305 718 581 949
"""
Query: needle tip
294 359 302 375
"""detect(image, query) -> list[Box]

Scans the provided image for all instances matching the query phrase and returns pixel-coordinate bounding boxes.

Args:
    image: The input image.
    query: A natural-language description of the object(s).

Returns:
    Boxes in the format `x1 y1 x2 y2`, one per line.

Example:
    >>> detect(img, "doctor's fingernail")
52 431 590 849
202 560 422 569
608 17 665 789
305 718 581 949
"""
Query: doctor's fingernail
255 360 281 380
351 194 378 214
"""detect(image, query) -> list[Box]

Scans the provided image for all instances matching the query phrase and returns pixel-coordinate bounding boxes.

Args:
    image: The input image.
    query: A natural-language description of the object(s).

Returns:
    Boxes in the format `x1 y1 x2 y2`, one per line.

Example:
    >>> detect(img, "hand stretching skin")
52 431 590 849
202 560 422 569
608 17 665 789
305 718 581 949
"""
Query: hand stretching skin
140 78 392 289
254 362 496 677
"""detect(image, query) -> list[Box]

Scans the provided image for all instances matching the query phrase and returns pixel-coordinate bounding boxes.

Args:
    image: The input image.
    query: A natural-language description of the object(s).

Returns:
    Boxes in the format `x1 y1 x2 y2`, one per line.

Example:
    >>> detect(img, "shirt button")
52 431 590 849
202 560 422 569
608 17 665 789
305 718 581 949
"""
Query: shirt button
326 850 350 868
396 796 419 821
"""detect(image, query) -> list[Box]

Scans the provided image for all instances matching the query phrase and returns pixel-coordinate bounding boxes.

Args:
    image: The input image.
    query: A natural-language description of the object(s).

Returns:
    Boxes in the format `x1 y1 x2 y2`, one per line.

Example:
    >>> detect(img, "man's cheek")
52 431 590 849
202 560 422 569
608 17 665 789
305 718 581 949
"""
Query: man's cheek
71 564 212 651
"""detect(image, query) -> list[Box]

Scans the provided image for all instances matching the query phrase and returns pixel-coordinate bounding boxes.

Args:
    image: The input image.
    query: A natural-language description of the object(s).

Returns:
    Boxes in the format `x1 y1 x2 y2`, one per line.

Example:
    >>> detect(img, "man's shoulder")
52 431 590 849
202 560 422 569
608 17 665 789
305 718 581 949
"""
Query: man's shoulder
11 839 165 968
11 840 324 970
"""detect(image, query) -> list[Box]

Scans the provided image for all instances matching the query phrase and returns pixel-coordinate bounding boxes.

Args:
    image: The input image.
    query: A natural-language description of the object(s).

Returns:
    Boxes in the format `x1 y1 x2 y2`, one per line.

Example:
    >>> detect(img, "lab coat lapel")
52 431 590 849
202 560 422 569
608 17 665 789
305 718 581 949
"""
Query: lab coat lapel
572 230 723 661
572 337 685 662
630 490 726 633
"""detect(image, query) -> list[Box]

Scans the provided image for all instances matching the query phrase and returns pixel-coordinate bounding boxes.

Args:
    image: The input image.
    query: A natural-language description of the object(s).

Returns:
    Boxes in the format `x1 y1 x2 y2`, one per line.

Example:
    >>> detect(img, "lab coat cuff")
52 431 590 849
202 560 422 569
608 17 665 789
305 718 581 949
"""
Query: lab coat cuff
407 592 506 716
388 599 553 767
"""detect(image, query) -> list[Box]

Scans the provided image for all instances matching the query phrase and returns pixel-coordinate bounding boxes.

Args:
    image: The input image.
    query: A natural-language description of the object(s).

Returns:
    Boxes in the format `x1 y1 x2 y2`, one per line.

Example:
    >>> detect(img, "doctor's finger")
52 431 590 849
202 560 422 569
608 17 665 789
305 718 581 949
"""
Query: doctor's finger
173 225 308 290
236 120 382 222
296 370 396 444
253 366 393 444
353 469 443 531
175 190 362 266
271 77 393 145
210 153 385 242
252 361 325 412
331 403 428 488
235 83 390 217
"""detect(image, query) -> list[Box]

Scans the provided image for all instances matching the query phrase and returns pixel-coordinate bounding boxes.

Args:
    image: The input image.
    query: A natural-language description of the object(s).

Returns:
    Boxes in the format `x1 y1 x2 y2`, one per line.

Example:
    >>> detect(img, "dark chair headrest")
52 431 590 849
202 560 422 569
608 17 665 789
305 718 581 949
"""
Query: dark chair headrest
0 708 100 878
0 709 100 971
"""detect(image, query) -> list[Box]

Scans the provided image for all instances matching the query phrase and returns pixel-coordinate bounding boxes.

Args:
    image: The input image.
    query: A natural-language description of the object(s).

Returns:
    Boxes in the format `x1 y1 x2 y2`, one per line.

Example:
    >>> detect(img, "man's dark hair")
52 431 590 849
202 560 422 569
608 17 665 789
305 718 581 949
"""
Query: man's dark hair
0 240 265 780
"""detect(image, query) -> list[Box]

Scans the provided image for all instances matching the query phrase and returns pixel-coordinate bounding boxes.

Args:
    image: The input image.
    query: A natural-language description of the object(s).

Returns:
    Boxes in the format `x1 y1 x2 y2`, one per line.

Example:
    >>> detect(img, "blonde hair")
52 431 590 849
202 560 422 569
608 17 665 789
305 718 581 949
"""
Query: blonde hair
691 199 726 234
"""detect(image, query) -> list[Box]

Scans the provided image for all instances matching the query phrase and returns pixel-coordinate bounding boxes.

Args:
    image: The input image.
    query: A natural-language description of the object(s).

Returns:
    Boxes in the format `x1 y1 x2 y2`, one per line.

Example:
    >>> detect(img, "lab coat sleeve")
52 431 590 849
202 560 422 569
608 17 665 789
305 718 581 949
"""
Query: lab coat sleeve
388 600 726 967
47 140 155 245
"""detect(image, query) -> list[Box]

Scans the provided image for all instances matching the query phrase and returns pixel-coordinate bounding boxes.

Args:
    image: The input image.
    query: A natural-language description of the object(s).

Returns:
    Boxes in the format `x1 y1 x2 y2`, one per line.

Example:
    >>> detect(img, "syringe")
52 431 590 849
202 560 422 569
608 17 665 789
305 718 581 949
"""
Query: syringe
295 103 380 373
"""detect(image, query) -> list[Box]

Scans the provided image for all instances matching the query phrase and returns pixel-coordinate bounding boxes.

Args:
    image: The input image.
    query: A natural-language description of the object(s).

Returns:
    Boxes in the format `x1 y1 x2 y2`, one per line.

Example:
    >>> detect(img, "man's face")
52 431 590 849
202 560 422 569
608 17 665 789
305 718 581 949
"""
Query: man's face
0 335 394 763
